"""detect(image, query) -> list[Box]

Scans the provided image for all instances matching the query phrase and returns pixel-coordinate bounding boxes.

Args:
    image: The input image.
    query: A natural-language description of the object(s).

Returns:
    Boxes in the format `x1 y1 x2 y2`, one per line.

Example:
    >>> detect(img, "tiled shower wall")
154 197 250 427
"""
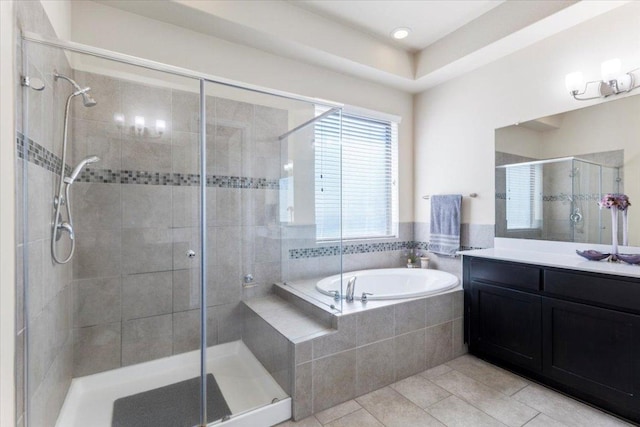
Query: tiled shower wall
14 2 75 427
69 70 287 375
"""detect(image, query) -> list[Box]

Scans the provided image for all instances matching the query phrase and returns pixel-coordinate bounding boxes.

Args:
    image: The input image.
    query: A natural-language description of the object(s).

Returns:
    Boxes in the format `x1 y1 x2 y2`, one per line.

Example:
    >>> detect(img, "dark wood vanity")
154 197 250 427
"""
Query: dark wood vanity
463 256 640 424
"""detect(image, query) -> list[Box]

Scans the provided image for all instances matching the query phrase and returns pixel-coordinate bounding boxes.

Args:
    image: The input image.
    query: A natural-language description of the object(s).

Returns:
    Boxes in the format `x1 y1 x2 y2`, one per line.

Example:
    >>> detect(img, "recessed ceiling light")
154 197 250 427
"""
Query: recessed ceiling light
391 27 411 40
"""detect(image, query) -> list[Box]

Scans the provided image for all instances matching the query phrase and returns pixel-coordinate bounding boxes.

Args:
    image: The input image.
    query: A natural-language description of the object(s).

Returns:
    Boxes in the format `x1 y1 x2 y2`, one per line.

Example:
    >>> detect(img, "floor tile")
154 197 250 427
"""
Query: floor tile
277 415 322 427
325 409 384 427
445 355 528 396
421 364 452 380
432 370 538 427
427 395 507 427
524 413 569 427
356 386 445 427
512 384 633 427
314 400 361 425
391 374 451 408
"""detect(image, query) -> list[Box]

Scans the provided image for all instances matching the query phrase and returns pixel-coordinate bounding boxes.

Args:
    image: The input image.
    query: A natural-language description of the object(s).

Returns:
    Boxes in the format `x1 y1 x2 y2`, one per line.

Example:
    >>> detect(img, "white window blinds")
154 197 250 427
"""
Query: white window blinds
314 108 398 240
506 164 543 230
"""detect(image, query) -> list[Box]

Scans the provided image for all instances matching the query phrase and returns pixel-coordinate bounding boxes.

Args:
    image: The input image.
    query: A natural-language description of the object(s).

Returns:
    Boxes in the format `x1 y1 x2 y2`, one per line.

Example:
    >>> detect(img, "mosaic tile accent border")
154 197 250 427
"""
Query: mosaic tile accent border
17 133 70 175
289 241 484 259
17 132 279 189
78 168 279 189
496 191 602 202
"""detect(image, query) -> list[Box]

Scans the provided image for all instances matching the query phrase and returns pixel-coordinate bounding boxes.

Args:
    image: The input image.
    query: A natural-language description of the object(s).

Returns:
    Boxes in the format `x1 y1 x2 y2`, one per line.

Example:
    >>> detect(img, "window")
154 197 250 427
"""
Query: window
314 108 398 240
506 164 543 230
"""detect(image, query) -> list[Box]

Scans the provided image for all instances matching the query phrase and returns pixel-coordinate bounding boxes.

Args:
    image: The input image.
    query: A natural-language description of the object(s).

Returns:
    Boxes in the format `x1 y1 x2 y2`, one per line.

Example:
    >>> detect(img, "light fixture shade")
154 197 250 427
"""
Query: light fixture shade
565 71 584 93
134 116 145 129
155 119 166 133
601 58 621 81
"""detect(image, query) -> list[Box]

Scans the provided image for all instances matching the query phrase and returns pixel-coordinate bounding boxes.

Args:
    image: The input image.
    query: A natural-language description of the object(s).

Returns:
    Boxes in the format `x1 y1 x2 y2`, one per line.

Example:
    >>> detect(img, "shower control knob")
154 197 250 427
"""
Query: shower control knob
186 250 196 259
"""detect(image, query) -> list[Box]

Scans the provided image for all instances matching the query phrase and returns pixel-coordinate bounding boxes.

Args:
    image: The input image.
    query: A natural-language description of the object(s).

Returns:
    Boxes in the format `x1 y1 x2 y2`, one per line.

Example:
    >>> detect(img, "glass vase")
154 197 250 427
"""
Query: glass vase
610 206 619 261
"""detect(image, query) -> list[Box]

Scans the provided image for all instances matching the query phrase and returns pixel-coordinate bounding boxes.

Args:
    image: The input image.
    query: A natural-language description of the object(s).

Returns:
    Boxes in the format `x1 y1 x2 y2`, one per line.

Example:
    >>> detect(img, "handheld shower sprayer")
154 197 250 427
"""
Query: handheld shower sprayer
51 71 99 264
64 155 100 184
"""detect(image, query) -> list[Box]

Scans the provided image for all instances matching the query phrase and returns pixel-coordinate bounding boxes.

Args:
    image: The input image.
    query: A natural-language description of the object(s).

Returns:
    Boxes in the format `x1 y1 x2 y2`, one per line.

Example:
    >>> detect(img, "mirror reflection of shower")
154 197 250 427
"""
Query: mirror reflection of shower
51 70 99 264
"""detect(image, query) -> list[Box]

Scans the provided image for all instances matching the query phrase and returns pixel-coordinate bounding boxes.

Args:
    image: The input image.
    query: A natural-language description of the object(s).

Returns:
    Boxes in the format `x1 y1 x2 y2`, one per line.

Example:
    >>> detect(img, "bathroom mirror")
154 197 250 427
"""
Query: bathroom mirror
495 93 640 246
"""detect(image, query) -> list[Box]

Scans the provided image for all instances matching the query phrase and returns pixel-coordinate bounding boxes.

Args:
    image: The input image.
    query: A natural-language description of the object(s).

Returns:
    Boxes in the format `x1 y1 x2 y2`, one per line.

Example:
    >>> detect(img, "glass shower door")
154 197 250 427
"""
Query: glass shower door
21 40 209 427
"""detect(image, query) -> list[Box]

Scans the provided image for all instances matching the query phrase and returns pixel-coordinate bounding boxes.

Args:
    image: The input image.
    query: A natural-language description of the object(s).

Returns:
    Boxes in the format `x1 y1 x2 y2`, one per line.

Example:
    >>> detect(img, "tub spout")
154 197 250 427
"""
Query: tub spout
346 276 356 302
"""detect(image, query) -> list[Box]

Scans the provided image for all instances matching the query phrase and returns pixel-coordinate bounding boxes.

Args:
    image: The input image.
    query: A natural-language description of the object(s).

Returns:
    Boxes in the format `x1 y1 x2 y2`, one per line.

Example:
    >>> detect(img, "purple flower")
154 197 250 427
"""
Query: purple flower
598 193 631 210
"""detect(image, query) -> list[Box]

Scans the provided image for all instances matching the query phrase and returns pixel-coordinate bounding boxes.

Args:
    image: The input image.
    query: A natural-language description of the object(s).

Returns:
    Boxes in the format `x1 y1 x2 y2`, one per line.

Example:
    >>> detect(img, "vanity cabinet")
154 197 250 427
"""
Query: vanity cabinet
464 257 640 423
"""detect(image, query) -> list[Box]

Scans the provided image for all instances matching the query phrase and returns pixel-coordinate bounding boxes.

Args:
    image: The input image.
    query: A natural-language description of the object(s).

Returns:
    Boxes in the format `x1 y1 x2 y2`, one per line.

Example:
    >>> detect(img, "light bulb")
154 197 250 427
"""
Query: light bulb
601 58 621 82
113 113 125 126
565 71 584 93
155 119 166 134
134 116 145 130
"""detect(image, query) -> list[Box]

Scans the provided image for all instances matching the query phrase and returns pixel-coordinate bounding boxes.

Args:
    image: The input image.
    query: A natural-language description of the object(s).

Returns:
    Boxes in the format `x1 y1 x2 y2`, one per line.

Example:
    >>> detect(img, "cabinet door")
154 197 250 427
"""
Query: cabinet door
470 281 542 372
542 297 640 410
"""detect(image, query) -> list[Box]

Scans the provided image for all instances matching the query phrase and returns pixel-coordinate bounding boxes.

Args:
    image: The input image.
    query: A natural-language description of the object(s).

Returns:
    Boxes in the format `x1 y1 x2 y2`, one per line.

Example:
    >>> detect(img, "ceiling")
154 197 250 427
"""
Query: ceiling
292 0 504 52
93 0 630 93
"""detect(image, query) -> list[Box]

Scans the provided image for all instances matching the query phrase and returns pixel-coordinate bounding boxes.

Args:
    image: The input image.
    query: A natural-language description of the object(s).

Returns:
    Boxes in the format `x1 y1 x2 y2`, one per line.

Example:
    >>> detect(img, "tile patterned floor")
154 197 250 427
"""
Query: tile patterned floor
276 354 633 427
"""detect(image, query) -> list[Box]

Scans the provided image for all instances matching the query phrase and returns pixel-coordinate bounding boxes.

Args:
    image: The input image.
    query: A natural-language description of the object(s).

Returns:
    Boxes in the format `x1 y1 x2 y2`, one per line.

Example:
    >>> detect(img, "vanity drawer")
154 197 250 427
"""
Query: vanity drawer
469 258 541 291
544 270 640 314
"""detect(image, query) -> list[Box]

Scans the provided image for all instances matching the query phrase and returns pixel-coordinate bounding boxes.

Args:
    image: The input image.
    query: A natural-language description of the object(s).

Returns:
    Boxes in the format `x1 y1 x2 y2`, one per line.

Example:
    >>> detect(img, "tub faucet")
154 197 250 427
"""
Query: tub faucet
346 276 356 302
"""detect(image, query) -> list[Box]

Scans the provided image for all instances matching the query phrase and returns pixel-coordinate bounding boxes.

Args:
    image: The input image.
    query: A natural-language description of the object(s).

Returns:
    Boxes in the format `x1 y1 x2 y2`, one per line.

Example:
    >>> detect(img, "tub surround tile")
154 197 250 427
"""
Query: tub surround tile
294 362 313 420
312 314 357 359
426 293 454 327
313 349 358 413
356 305 394 346
394 330 427 379
425 322 453 369
356 339 396 396
394 299 426 335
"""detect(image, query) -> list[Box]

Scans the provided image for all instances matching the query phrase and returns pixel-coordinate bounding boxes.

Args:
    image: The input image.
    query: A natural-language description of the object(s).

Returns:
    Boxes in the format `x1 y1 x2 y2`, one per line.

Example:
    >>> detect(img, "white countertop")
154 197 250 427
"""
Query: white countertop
459 238 640 280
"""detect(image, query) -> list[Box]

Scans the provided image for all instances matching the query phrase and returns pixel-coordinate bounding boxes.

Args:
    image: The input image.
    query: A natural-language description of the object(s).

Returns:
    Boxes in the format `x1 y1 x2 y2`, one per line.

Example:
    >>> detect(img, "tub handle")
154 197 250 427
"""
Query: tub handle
361 292 373 303
328 290 341 301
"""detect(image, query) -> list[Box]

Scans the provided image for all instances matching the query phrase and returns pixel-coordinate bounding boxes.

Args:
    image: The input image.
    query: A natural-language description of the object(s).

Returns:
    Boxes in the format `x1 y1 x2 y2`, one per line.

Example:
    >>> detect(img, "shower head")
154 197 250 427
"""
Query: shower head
54 71 97 107
64 155 100 184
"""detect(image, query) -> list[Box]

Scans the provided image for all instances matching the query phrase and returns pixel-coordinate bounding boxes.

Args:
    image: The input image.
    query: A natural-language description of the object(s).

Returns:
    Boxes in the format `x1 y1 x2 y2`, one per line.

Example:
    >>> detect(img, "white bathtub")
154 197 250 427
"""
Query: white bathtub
316 268 459 300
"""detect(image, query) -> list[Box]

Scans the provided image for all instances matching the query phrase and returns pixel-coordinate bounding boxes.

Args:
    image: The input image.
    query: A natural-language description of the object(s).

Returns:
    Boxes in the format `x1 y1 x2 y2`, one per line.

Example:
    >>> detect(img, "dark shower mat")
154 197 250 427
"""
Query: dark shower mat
111 374 231 427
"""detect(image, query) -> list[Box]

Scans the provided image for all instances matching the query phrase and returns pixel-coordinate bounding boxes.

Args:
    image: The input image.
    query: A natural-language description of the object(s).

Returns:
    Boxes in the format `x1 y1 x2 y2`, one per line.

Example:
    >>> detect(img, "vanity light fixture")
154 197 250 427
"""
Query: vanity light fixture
155 119 166 135
391 27 411 40
134 116 145 134
113 113 125 128
566 58 639 100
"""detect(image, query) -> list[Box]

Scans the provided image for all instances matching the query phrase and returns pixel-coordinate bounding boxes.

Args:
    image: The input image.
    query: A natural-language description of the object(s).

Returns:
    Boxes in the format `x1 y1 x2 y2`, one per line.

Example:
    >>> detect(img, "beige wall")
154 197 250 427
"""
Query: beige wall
414 1 640 226
70 0 415 223
1 2 16 426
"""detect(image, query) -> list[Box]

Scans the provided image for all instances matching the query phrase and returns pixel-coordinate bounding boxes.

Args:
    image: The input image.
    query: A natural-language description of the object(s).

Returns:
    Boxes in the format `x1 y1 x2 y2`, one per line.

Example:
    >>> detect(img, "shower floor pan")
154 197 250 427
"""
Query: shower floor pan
56 340 291 427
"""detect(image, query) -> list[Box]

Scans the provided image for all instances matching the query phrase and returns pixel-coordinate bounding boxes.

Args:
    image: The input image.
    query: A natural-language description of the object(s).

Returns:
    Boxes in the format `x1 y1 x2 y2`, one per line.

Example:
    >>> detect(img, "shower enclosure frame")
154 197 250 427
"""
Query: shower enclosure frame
20 31 343 427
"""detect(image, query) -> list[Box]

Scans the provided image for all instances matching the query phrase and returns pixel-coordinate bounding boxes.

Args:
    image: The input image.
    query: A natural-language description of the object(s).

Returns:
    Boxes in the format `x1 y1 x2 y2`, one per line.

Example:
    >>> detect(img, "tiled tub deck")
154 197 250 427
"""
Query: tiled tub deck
242 283 465 420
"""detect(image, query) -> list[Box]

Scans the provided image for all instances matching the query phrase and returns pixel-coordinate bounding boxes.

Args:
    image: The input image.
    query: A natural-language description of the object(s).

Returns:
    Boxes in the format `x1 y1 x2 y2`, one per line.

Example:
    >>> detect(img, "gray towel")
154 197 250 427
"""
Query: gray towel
427 195 462 256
